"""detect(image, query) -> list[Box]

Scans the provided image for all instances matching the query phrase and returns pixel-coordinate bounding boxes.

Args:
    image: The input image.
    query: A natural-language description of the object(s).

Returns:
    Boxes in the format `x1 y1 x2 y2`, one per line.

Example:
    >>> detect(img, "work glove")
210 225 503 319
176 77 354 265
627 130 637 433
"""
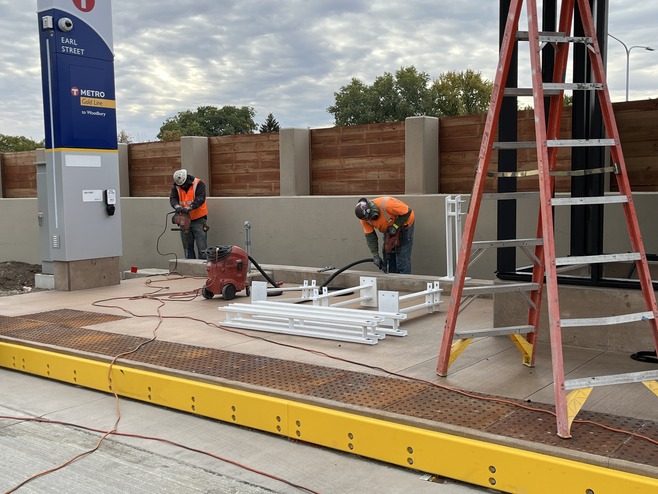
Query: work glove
174 205 182 213
387 225 398 236
182 207 191 213
373 255 384 270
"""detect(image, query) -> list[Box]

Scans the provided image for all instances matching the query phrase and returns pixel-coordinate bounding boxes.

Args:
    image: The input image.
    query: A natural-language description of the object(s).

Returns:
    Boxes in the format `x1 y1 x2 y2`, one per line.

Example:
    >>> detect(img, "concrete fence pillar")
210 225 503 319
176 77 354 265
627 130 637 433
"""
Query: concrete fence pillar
181 136 210 187
118 143 130 197
405 116 439 194
279 128 310 196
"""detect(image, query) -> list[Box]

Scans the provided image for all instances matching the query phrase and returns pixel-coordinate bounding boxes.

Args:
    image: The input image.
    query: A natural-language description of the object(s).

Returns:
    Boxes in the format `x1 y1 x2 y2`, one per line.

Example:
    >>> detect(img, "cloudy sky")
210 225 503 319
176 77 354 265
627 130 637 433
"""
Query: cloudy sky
1 1 656 142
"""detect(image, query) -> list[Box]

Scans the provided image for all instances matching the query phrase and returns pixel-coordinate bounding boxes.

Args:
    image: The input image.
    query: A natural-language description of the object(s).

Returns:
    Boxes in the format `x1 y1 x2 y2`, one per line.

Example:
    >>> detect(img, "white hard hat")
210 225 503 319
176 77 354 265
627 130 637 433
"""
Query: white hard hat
173 169 187 186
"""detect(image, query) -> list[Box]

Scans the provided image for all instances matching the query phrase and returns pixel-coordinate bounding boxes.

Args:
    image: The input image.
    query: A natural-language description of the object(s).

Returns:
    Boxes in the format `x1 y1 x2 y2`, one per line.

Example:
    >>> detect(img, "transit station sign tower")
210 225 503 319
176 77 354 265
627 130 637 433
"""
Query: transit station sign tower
36 0 122 290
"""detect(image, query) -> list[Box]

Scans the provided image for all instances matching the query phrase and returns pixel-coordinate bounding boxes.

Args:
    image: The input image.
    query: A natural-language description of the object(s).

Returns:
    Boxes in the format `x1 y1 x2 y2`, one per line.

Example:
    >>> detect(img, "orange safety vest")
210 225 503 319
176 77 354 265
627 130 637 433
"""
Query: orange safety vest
360 196 414 234
176 178 208 221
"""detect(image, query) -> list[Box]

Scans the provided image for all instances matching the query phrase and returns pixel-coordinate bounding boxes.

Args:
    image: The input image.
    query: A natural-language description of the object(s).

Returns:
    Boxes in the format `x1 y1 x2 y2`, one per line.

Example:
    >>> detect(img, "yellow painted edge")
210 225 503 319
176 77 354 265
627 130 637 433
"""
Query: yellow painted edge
2 342 657 494
643 380 658 397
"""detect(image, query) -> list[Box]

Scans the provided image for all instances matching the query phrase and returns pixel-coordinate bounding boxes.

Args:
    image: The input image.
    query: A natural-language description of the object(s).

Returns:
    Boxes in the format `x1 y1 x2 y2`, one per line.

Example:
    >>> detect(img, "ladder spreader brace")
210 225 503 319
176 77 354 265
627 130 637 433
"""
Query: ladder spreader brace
435 0 658 438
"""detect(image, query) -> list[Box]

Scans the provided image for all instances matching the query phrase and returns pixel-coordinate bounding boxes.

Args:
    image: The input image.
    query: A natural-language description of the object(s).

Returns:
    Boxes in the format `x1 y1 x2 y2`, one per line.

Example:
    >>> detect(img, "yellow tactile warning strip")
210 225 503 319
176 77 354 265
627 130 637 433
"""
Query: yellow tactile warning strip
1 309 657 484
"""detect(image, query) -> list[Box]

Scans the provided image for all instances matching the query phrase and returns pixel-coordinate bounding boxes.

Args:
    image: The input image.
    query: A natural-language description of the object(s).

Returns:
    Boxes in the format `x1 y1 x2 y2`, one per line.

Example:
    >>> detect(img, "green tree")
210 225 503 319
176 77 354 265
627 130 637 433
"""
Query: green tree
327 67 493 126
0 134 44 153
157 105 257 141
327 78 377 126
259 113 280 133
428 69 493 116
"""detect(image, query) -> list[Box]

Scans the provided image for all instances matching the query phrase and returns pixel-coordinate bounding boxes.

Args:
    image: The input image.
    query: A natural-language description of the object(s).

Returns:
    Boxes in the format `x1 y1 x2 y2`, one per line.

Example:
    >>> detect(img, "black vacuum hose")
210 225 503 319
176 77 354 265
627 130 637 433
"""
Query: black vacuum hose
248 255 281 289
320 258 375 289
630 350 658 364
246 256 375 297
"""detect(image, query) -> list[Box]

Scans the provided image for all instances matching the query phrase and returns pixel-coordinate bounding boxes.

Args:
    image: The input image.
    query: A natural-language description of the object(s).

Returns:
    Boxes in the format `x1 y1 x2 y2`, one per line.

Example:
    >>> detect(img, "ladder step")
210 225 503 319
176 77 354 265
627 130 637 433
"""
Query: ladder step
543 82 603 91
516 31 592 45
492 139 616 149
472 238 543 249
516 30 566 40
555 252 641 266
561 311 654 328
488 168 539 178
462 282 539 296
538 35 592 45
547 139 617 147
455 325 534 339
505 83 602 95
504 88 561 97
551 195 629 206
493 141 537 149
482 192 539 201
565 370 658 391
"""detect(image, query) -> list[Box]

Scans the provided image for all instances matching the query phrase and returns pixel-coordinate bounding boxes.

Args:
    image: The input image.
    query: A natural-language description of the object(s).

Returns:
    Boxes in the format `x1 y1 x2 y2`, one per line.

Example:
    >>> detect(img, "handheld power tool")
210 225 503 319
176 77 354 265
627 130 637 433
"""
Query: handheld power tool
382 229 401 273
171 211 191 232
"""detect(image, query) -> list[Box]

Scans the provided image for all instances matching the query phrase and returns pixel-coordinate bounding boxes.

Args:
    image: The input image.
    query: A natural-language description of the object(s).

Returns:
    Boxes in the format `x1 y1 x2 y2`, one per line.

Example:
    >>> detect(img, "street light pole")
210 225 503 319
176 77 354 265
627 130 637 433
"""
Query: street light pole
608 33 655 101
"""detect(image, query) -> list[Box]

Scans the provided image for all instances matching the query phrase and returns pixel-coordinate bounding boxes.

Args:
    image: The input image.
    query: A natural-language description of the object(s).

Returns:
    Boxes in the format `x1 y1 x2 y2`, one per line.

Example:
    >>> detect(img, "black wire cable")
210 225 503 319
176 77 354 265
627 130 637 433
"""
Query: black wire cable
156 211 180 274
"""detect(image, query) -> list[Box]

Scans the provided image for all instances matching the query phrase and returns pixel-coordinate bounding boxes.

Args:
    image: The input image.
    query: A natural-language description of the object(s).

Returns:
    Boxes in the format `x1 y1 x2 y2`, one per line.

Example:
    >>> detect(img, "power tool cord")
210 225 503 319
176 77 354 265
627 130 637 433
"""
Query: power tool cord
156 211 180 273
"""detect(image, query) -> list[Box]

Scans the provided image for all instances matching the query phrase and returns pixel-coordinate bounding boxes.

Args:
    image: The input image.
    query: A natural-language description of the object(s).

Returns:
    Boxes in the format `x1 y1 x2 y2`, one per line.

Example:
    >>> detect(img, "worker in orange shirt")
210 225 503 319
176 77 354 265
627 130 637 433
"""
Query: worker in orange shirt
170 169 209 259
354 196 415 274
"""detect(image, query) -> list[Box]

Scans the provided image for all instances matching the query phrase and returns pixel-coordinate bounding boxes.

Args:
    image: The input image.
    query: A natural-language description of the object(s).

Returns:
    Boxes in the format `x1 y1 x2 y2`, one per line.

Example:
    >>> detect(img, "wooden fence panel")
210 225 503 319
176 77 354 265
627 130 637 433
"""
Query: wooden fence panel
1 100 656 198
209 133 279 197
613 100 658 192
439 108 573 194
1 151 37 198
128 141 181 197
311 121 405 196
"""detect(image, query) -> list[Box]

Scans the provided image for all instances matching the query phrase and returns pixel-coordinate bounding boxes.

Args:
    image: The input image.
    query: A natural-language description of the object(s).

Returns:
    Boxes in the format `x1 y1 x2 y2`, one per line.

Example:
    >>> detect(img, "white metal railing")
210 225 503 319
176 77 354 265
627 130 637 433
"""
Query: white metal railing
443 195 467 280
377 282 442 328
219 300 388 345
311 276 378 308
242 277 442 340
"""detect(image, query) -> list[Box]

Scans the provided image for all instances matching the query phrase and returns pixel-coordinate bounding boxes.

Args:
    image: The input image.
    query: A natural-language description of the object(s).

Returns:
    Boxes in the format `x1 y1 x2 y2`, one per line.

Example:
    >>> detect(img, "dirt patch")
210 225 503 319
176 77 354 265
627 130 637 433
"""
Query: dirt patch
0 261 42 296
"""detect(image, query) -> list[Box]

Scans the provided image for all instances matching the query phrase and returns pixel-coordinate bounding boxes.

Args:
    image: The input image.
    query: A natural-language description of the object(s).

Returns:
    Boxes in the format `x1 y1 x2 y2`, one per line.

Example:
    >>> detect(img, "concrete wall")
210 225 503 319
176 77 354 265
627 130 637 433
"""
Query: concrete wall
4 193 658 281
123 195 456 276
0 199 41 263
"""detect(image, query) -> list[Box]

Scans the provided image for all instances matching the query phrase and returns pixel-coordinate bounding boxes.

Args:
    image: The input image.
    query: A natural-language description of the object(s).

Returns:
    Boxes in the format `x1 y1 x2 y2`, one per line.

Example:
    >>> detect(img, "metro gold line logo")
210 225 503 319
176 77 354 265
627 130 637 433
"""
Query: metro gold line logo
71 86 116 109
80 97 116 109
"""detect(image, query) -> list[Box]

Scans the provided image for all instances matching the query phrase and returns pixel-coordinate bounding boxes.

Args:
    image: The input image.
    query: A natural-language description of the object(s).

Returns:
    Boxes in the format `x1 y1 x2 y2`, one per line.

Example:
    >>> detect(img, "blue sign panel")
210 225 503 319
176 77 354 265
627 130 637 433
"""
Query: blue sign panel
38 5 117 150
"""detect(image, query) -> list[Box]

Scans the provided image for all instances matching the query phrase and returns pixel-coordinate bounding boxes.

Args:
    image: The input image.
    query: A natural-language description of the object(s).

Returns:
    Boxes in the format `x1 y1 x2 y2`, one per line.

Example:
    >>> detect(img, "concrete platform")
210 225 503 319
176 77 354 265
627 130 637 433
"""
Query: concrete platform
1 266 657 493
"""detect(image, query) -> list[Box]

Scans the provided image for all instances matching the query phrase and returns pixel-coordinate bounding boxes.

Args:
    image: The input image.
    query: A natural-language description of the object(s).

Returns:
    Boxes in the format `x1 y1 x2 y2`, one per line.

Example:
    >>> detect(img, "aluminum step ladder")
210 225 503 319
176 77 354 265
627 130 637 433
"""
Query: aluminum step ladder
436 0 658 438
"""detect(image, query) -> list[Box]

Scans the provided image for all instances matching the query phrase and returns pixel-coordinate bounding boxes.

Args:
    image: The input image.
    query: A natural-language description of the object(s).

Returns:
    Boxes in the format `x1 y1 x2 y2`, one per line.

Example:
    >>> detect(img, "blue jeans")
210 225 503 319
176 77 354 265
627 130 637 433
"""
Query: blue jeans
180 218 208 259
384 223 414 274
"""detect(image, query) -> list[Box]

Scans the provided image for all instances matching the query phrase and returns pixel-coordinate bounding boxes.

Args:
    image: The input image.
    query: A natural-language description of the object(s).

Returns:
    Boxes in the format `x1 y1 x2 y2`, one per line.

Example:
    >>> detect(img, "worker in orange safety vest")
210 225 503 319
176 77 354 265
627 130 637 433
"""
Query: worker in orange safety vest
170 169 209 259
354 196 415 274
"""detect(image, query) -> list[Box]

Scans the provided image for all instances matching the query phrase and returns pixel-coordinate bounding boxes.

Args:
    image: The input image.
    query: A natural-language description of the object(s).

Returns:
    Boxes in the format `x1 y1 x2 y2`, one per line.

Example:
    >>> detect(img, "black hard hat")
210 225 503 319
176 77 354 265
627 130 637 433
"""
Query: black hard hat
355 197 371 220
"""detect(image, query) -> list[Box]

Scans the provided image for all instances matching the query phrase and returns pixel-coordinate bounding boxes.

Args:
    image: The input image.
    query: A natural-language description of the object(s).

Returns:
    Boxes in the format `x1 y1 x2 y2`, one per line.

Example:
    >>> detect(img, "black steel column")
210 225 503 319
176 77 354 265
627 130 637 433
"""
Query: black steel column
496 0 557 277
571 0 608 284
496 0 518 276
